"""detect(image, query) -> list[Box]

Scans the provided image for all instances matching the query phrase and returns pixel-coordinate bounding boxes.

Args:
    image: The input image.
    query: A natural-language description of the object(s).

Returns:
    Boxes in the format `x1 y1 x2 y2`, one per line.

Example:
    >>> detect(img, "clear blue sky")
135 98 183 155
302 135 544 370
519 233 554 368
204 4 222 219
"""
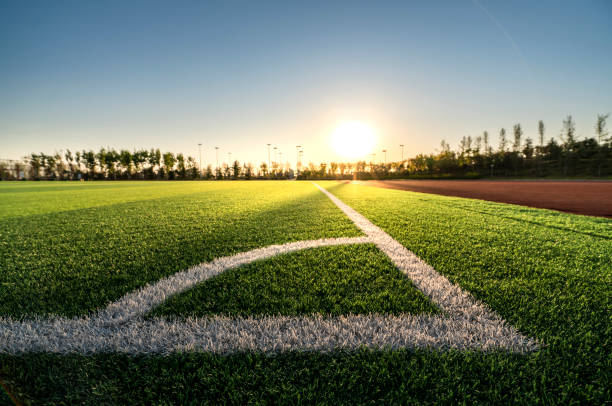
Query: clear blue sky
1 0 611 165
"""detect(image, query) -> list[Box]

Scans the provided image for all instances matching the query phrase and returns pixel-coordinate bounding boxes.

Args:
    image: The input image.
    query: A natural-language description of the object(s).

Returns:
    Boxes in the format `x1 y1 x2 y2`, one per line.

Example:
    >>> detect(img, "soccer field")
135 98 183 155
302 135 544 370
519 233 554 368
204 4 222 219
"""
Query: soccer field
0 181 610 404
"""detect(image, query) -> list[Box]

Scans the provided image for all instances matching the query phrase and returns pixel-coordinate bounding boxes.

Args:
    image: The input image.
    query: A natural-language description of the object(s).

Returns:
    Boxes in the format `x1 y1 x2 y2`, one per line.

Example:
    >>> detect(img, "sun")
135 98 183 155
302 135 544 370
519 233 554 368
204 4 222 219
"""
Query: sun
331 121 377 159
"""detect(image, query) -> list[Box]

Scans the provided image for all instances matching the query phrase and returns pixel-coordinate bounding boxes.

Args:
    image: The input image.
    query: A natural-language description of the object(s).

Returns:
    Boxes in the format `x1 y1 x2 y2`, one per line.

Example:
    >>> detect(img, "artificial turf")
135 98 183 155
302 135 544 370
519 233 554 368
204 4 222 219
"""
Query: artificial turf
0 181 361 317
321 181 611 403
1 181 610 404
151 244 439 318
0 349 589 405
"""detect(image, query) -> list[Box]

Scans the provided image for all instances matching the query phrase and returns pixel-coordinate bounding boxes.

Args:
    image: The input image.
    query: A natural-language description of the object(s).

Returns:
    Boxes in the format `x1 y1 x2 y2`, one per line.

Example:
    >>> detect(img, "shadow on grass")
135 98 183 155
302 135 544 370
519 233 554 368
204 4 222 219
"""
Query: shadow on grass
1 346 607 405
0 187 361 318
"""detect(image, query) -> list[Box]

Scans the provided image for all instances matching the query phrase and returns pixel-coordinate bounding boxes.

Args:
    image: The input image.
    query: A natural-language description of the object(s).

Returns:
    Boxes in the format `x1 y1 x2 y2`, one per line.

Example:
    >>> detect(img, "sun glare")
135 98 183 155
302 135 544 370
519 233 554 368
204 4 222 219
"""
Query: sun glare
331 121 377 159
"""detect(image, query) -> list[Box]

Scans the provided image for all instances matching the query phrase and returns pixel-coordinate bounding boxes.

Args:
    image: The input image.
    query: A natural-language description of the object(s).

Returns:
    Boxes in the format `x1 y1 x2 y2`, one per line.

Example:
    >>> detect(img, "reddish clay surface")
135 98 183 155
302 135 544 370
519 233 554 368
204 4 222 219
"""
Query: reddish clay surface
355 180 612 218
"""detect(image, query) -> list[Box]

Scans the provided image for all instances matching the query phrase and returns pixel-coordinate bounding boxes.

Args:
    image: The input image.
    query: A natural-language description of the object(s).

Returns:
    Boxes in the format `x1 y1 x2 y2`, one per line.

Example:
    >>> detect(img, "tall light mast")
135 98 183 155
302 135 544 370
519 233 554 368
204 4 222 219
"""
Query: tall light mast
215 147 219 172
296 145 301 174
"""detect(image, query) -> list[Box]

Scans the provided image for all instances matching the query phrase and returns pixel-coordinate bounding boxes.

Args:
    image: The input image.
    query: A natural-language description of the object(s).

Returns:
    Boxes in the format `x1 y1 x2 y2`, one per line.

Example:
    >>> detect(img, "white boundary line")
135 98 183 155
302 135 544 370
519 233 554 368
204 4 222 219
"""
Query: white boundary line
96 236 371 325
0 183 538 354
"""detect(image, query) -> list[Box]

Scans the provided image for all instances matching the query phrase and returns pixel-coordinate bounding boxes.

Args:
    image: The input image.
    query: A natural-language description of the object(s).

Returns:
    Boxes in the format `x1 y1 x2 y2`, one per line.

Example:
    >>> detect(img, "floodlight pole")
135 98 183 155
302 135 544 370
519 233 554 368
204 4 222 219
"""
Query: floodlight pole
296 145 301 174
400 144 404 161
267 144 271 172
382 149 387 165
299 150 304 172
273 146 277 170
215 147 219 173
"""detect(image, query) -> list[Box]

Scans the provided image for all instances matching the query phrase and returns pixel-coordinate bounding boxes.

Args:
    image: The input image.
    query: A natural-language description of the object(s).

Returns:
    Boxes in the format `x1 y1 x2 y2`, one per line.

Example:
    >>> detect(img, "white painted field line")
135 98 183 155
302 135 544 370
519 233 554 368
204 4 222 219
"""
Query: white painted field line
0 183 538 354
313 183 501 319
313 182 537 346
0 314 533 354
96 236 371 324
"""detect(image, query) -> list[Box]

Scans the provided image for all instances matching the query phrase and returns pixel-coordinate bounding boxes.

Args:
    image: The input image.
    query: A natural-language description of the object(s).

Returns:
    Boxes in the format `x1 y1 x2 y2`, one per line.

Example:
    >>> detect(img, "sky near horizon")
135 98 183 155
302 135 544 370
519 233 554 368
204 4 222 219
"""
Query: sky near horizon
1 0 611 166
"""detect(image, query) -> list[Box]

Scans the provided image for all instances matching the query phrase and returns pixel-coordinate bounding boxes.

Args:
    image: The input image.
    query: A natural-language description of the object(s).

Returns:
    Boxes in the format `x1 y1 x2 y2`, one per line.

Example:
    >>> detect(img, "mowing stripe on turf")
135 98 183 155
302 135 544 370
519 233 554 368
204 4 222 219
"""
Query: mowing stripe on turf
0 183 538 354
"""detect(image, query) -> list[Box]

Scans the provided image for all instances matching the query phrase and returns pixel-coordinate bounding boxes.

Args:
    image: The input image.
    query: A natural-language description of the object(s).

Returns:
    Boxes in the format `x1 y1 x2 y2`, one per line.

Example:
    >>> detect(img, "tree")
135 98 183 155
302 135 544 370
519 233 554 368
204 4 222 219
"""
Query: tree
96 148 107 178
523 138 534 160
475 136 482 154
222 163 230 179
483 131 490 155
538 120 545 147
595 114 609 176
104 149 119 179
232 160 241 179
330 162 338 176
175 154 186 179
596 113 609 143
64 150 74 179
150 149 161 178
162 152 176 179
28 153 42 179
318 163 327 177
131 150 147 178
83 150 96 178
186 156 198 179
498 128 507 153
459 136 467 155
260 162 268 178
561 115 576 147
54 152 66 179
74 151 82 176
561 116 577 175
243 163 253 179
119 150 132 178
46 154 57 179
513 124 523 152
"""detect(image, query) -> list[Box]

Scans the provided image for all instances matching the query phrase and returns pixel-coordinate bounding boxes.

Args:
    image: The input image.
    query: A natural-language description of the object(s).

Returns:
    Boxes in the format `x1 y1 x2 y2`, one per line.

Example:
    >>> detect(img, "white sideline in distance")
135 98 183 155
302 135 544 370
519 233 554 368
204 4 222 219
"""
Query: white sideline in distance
0 183 538 354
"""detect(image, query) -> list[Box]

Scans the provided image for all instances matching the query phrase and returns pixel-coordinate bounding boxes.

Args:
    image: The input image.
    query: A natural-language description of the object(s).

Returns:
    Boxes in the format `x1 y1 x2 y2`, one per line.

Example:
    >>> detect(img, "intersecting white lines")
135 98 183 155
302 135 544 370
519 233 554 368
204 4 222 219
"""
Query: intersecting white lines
0 183 538 354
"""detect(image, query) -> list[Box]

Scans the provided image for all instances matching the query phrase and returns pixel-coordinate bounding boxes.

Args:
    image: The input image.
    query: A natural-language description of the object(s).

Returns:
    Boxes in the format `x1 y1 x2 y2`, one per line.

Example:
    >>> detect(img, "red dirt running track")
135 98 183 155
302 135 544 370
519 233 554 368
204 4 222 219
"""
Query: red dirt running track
354 180 612 218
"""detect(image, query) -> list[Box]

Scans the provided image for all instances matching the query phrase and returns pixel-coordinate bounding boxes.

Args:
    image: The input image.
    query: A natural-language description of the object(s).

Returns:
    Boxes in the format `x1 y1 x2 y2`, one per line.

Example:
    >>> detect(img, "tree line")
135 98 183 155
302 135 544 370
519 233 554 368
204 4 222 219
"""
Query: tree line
0 147 295 180
299 114 612 180
1 114 610 181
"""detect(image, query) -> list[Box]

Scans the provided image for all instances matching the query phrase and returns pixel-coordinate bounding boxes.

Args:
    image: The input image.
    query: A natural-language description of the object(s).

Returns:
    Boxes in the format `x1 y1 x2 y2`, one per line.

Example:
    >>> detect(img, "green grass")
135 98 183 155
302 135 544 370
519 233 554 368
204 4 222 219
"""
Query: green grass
0 181 361 317
0 181 201 219
1 181 610 404
0 350 580 405
151 244 439 318
322 182 611 347
321 181 612 403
